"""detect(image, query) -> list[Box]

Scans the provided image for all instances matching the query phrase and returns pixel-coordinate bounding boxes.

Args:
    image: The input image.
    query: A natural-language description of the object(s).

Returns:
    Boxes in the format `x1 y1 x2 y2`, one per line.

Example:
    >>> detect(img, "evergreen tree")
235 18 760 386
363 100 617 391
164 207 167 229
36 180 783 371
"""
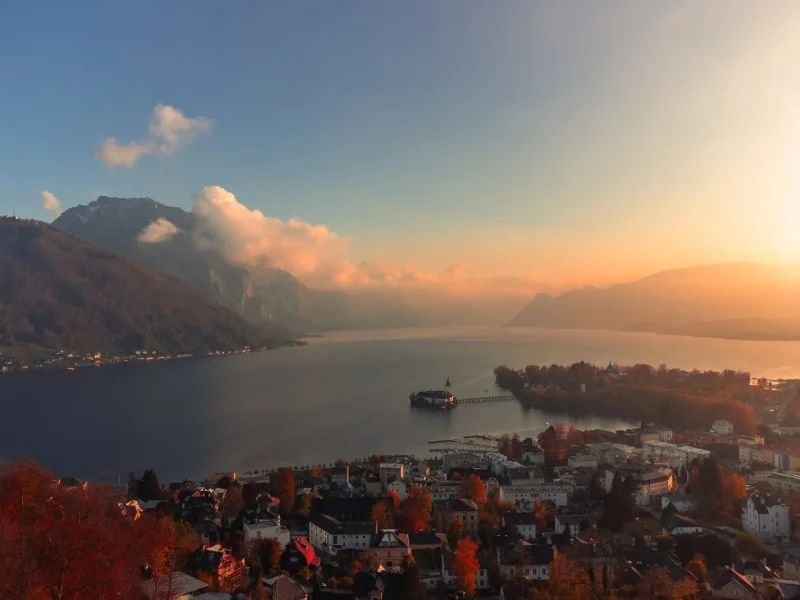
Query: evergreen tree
138 469 161 501
401 555 428 600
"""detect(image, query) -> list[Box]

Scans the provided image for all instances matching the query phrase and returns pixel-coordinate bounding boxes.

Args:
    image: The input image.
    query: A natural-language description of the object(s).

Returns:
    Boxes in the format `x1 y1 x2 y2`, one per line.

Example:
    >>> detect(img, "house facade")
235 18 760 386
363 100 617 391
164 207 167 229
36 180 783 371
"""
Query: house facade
308 515 375 553
369 529 411 570
741 492 790 543
498 484 568 507
502 510 537 540
433 498 479 535
243 519 291 547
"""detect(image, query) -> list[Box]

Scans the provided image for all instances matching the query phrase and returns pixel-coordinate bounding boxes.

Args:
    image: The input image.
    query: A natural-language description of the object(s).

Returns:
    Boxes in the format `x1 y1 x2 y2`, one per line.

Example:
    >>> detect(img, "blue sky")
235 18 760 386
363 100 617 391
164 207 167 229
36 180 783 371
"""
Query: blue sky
2 1 799 286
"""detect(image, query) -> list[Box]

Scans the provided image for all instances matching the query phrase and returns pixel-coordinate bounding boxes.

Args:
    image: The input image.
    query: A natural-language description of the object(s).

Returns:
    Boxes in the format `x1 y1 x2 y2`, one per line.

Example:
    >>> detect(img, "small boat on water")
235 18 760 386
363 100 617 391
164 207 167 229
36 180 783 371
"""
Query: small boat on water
409 377 457 409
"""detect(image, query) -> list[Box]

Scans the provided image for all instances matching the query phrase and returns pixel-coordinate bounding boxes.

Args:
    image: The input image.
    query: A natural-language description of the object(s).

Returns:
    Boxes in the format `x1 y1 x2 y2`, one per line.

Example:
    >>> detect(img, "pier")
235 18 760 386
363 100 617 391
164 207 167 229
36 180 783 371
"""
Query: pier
456 394 516 404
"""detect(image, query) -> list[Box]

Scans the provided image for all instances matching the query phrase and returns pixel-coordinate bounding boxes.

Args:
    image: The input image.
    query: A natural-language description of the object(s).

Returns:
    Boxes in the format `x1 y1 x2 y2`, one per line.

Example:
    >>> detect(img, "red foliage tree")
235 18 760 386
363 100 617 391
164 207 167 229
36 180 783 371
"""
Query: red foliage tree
451 537 480 595
0 459 190 600
459 474 487 506
400 484 432 533
275 468 296 517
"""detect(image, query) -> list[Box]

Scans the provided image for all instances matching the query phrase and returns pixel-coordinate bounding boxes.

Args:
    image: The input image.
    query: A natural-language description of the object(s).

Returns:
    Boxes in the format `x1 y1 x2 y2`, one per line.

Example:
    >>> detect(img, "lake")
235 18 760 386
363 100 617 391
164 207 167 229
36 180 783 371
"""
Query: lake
3 325 800 482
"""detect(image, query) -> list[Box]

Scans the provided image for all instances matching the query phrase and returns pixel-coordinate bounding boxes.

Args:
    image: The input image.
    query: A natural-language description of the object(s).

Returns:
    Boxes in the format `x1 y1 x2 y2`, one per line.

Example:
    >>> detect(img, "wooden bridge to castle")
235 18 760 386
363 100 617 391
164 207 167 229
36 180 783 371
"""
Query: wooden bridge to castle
456 394 516 404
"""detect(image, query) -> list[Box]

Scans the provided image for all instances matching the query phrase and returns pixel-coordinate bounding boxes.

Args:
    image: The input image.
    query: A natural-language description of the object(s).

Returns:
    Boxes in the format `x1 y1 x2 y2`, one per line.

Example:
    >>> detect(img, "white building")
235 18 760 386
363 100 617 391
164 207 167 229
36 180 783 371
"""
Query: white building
442 453 482 474
768 471 800 494
600 465 673 506
738 435 765 447
742 492 790 543
330 466 350 488
387 479 408 501
501 510 537 540
652 425 674 443
567 454 598 469
642 441 711 468
712 420 734 435
426 482 461 502
308 515 375 554
554 515 597 536
378 463 404 489
498 484 568 507
243 519 291 547
661 494 699 513
586 442 635 465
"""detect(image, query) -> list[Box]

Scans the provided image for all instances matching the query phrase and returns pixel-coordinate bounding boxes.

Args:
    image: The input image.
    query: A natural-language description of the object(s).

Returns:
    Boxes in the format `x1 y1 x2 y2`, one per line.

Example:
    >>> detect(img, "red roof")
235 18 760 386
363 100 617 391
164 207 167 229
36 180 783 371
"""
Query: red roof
293 537 320 568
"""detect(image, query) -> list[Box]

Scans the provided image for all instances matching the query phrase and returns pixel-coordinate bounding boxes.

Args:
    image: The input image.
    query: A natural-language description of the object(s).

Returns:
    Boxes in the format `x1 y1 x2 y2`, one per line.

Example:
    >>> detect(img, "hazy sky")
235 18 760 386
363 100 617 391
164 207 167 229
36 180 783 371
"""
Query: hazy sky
2 1 799 289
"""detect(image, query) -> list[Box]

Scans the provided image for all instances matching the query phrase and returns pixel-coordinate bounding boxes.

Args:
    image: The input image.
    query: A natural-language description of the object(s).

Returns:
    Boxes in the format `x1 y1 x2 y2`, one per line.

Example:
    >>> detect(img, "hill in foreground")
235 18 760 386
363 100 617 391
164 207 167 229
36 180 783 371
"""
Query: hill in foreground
509 263 800 341
0 217 295 357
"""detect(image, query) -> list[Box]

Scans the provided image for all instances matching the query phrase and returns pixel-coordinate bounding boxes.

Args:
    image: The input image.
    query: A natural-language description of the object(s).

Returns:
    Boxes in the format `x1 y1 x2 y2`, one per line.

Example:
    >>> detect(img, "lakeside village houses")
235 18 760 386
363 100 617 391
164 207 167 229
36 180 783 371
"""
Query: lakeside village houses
107 415 800 599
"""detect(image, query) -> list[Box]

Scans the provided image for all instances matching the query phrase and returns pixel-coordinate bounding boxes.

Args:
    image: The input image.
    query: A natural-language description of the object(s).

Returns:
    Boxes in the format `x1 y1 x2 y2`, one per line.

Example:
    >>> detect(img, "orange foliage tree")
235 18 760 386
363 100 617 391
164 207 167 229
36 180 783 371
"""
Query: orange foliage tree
451 537 480 595
459 474 487 506
371 502 392 529
0 459 191 600
400 484 432 533
275 468 295 517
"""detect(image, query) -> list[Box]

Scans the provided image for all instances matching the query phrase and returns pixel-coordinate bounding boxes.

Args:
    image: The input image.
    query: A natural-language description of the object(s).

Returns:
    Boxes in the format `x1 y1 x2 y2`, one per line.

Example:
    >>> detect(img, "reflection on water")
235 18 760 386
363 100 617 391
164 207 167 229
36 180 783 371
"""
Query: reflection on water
2 325 800 481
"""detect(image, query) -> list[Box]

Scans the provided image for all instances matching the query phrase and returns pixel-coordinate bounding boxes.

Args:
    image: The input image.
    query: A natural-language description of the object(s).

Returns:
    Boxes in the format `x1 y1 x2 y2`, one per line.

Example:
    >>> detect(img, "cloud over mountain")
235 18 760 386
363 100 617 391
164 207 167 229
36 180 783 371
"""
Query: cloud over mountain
40 191 62 215
138 218 181 243
93 104 211 167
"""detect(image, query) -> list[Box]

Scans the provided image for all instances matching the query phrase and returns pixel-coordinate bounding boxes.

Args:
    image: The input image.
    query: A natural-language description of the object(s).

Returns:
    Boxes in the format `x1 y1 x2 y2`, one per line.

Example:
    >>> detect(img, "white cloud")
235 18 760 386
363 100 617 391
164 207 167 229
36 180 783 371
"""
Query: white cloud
93 138 154 168
138 218 181 243
93 105 211 167
192 186 350 275
149 104 211 153
40 191 62 215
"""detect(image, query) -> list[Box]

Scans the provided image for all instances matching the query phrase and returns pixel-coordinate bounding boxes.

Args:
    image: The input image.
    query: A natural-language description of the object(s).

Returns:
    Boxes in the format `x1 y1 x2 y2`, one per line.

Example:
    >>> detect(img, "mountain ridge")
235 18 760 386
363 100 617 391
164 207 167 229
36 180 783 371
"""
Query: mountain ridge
54 197 422 332
0 217 294 356
509 262 800 340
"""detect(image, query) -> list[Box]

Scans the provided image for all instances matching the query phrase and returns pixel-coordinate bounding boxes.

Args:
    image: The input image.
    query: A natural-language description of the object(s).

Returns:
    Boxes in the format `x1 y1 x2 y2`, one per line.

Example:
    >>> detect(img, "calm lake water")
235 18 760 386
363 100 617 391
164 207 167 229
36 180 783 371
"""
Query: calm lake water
3 326 800 482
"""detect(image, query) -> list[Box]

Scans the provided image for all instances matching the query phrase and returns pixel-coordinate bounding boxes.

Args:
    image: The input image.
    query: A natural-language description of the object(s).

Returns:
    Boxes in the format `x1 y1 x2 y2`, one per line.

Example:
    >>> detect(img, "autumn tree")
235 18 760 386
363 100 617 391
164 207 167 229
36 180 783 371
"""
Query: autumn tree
602 473 634 532
371 502 392 529
296 491 312 517
335 458 347 468
451 537 480 595
400 485 432 533
638 566 695 599
387 490 401 514
735 533 763 556
722 474 747 515
566 425 583 446
691 457 724 516
401 555 428 600
554 421 566 440
222 486 244 515
447 517 464 548
275 467 296 517
544 553 593 600
687 556 707 581
248 538 283 573
460 474 487 505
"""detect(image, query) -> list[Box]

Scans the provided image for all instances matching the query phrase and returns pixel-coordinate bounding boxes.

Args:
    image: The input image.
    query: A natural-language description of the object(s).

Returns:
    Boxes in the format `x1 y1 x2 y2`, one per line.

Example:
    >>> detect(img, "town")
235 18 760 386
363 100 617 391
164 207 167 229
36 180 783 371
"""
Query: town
0 342 306 374
9 394 800 600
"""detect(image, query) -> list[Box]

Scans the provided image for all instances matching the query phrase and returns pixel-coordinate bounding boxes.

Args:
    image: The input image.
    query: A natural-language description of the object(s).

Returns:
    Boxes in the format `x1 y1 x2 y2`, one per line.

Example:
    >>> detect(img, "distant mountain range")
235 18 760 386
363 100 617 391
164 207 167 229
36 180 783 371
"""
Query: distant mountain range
509 263 800 340
54 197 421 332
0 217 293 356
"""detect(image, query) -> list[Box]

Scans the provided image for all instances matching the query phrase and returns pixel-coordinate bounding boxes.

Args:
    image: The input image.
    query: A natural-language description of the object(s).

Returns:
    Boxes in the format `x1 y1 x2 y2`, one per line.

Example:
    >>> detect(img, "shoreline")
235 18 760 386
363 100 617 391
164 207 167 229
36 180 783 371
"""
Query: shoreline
0 338 308 376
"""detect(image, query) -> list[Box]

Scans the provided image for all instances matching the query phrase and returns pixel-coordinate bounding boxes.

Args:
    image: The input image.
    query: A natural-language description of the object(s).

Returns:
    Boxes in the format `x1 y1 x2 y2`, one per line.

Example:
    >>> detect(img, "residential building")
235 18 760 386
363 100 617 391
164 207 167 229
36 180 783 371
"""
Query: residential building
642 441 711 468
501 510 537 540
141 572 208 600
508 466 545 487
498 544 555 581
331 467 350 488
554 515 597 536
637 427 661 445
661 514 704 535
742 492 790 543
710 567 760 600
586 442 635 465
308 515 375 553
378 463 404 489
264 575 308 600
498 484 569 507
522 449 546 465
768 471 800 494
600 464 674 505
661 494 698 513
189 543 246 593
774 452 790 471
712 420 734 435
410 463 430 480
243 519 291 547
567 454 598 470
652 425 674 443
365 474 382 496
442 453 482 474
433 498 479 535
426 481 461 502
369 529 410 570
485 477 500 496
280 537 321 574
310 497 388 522
387 479 407 501
738 435 765 447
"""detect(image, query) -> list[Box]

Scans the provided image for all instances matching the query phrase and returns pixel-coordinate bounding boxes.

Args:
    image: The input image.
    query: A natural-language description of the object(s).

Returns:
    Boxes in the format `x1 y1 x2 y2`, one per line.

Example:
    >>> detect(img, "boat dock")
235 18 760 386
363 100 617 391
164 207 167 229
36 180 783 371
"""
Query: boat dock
456 395 516 404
